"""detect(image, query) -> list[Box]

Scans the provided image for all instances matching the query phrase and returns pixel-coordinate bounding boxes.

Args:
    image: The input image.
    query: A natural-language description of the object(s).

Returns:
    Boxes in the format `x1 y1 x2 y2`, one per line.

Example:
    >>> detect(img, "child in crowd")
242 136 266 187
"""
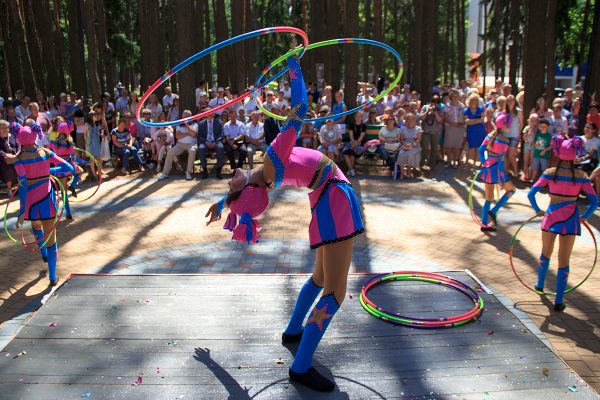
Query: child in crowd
531 119 552 183
151 114 174 173
318 119 342 160
522 113 538 182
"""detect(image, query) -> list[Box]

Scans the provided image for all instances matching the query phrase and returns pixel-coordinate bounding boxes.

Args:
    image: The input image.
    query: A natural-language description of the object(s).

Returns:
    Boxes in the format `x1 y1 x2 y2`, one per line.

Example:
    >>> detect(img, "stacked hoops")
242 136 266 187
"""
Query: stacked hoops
360 271 485 328
508 216 598 296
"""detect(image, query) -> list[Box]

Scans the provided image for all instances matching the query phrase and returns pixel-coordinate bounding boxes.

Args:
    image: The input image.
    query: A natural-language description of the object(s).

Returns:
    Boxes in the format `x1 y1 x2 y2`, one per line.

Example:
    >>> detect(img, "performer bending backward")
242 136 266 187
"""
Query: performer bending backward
477 112 516 232
527 136 598 311
48 122 80 219
11 123 74 286
205 55 364 392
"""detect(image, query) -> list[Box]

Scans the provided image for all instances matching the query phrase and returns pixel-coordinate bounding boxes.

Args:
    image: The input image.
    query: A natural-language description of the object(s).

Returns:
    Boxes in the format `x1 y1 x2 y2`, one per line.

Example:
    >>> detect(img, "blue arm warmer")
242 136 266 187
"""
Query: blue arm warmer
17 178 27 217
582 192 599 220
478 144 487 164
527 185 543 213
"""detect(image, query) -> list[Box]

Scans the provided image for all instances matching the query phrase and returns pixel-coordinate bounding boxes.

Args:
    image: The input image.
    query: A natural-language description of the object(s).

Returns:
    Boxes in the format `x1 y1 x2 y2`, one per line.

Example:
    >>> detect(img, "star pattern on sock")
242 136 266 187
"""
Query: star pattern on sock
307 303 333 332
286 103 304 122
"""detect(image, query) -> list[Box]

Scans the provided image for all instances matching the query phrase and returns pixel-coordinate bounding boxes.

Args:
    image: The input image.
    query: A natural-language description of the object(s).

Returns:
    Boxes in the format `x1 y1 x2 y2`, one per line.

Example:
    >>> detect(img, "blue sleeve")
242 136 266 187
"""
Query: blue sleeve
17 175 27 217
582 181 599 219
215 195 228 219
478 143 487 163
527 184 544 213
49 151 75 176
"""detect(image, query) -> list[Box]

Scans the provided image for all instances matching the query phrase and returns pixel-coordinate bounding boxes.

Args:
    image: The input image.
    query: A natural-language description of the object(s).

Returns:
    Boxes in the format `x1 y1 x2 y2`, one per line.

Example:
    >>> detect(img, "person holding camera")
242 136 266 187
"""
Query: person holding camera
418 95 444 169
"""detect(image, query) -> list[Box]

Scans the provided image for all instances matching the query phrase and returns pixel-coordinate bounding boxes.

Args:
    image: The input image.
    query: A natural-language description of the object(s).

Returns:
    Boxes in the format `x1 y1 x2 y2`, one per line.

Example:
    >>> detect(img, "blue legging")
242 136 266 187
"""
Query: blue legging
116 146 144 170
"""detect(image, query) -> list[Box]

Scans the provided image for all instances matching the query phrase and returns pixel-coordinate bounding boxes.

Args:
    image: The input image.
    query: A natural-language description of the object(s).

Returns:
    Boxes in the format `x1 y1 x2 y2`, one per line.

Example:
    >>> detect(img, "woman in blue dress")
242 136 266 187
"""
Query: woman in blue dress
464 93 486 168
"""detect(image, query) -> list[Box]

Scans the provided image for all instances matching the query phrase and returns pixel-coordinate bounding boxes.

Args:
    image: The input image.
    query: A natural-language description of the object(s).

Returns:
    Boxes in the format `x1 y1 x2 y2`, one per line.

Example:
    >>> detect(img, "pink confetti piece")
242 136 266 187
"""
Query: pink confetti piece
132 374 143 386
156 367 161 374
348 293 353 299
49 322 57 327
487 330 494 335
144 299 151 303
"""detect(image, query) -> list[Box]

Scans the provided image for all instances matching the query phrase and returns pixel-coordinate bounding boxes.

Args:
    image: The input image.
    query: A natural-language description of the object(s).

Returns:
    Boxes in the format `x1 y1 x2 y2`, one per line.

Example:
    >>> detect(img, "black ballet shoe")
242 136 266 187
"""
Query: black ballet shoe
487 211 497 225
69 186 77 198
65 215 73 220
49 278 59 287
554 303 566 312
282 330 303 344
534 286 544 294
480 226 496 232
289 367 334 392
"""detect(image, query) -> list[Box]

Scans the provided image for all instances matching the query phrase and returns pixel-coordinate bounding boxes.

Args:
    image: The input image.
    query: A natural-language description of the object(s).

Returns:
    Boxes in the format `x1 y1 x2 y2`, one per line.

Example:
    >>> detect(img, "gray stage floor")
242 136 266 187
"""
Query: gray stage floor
0 273 597 399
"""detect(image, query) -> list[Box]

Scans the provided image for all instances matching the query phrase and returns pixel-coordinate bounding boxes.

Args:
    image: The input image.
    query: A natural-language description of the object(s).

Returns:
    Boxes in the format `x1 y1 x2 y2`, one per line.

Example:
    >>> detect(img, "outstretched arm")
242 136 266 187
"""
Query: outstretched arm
528 174 549 215
581 181 599 220
49 151 75 176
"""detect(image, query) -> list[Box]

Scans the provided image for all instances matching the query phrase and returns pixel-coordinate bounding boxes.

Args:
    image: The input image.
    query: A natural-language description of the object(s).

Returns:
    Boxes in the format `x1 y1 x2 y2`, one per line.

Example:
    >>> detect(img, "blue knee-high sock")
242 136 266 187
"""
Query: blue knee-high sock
491 192 512 215
64 196 72 217
32 228 48 260
481 201 492 225
284 277 323 335
536 254 550 290
47 243 58 282
290 292 340 373
555 266 570 305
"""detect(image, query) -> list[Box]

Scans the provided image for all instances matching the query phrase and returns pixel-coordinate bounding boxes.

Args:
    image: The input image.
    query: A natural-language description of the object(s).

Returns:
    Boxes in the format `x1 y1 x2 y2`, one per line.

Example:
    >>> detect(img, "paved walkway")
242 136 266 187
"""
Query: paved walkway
1 166 599 392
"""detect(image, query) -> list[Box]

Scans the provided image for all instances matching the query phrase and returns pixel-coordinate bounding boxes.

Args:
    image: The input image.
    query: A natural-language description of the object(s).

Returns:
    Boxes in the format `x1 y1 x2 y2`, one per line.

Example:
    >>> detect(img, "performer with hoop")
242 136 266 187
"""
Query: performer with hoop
527 136 598 311
205 55 364 392
11 123 74 286
48 122 80 219
477 112 516 232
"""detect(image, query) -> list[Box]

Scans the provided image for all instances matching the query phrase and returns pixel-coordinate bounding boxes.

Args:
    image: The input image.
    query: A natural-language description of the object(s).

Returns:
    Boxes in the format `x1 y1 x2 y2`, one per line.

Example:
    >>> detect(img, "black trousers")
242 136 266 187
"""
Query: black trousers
224 142 247 169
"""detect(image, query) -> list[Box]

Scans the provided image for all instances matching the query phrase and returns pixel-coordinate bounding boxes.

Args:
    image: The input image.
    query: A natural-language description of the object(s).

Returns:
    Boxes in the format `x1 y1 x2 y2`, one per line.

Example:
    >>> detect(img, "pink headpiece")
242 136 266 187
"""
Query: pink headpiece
495 112 511 130
57 122 72 135
551 135 585 161
223 186 269 244
17 126 38 146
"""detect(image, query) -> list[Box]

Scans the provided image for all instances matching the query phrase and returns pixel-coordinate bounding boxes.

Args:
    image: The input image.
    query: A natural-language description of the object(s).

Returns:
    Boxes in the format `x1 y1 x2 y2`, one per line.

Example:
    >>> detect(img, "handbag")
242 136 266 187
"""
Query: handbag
99 136 111 161
384 142 400 152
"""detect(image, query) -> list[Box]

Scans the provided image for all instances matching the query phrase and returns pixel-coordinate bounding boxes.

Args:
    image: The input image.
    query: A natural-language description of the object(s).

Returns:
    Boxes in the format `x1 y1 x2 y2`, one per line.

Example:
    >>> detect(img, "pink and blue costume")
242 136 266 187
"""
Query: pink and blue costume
527 136 598 308
48 122 80 217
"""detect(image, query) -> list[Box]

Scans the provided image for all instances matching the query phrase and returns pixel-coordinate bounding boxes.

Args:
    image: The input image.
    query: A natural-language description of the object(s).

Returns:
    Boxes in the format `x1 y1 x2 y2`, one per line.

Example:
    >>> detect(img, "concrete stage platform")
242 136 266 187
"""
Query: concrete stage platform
0 273 597 399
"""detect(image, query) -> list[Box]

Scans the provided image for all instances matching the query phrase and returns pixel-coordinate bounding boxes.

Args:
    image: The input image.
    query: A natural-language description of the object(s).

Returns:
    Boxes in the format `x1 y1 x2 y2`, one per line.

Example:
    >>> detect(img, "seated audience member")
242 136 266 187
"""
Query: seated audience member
158 110 198 181
318 118 342 160
244 111 267 169
197 109 225 179
111 117 146 175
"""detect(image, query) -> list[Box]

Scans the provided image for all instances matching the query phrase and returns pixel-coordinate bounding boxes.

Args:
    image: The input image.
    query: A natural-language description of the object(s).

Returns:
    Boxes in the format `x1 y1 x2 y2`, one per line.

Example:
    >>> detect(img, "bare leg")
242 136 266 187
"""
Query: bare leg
322 238 354 305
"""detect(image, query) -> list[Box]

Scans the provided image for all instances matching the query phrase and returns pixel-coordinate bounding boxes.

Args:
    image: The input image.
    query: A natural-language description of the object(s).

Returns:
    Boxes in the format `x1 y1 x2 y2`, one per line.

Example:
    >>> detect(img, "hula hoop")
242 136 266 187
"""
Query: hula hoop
508 216 598 296
137 27 309 127
69 147 102 202
3 175 67 249
468 170 501 229
359 271 485 328
256 38 404 122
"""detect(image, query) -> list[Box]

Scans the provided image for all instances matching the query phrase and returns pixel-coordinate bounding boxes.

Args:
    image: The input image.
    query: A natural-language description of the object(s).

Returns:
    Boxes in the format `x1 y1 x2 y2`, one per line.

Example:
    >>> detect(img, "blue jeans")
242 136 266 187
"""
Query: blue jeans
116 146 144 170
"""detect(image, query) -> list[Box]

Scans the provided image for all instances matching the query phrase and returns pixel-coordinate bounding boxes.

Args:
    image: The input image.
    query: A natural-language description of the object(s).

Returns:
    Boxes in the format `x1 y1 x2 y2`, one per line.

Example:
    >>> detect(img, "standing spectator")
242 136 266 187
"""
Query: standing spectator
242 87 258 114
273 90 289 109
11 89 24 107
59 93 69 116
111 117 146 175
549 99 569 137
35 90 48 112
485 89 498 109
115 88 129 116
378 114 402 169
262 91 276 112
342 111 366 177
530 97 552 119
159 110 198 181
100 92 115 130
47 96 60 119
307 81 320 102
464 93 486 167
398 84 414 106
237 108 248 124
384 90 398 110
15 95 31 122
126 91 139 116
167 96 180 122
264 106 283 145
223 111 247 170
162 86 177 114
146 93 163 121
587 103 600 128
563 88 574 112
505 95 523 176
29 102 51 137
567 97 581 137
282 81 291 101
419 95 444 169
332 91 347 131
319 85 333 109
530 118 552 182
522 113 538 182
577 122 600 173
501 83 513 97
0 119 19 193
197 109 224 179
396 113 422 179
318 119 342 160
244 111 266 169
356 83 374 110
444 90 465 168
195 80 207 108
84 108 108 179
208 87 227 115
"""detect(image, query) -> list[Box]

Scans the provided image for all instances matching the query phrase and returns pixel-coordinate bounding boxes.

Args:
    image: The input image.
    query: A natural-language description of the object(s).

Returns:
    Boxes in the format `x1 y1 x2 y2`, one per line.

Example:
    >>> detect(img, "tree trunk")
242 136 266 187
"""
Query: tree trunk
82 0 101 101
95 0 113 94
213 0 230 87
508 0 520 93
193 0 206 84
545 0 557 100
230 0 245 92
412 0 423 91
493 0 502 81
443 0 450 82
1 0 21 92
309 0 326 85
0 12 11 95
66 0 85 94
576 0 592 83
362 0 372 82
51 0 67 93
36 0 62 95
325 0 339 87
344 0 359 108
373 0 384 82
523 0 548 117
22 0 46 90
421 0 436 101
581 0 600 130
456 0 466 81
174 0 195 112
244 0 255 87
500 4 508 81
9 0 37 93
204 0 212 84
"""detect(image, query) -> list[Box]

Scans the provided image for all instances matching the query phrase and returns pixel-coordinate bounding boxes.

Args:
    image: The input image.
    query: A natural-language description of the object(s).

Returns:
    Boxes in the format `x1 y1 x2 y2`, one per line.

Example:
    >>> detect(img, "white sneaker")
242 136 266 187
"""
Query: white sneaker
158 173 169 181
185 172 193 180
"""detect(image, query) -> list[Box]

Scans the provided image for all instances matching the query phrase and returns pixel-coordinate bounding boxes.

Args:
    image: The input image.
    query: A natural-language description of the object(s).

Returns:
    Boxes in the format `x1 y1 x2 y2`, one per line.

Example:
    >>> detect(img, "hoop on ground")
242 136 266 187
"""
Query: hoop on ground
508 216 598 296
256 38 404 123
136 27 309 127
359 271 485 328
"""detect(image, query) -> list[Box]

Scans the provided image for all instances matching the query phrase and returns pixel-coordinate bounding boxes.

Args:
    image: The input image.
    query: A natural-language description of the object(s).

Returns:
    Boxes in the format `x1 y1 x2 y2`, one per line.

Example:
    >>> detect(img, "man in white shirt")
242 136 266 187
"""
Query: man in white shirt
273 90 289 109
208 87 227 115
162 86 177 114
243 87 259 114
15 96 32 122
282 81 291 101
244 111 267 168
223 111 247 169
158 109 198 181
115 88 129 116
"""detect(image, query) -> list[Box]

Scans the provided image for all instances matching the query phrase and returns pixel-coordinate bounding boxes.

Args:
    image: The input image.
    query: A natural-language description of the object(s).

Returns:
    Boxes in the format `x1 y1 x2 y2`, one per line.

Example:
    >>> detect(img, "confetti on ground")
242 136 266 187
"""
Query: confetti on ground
112 305 118 310
156 367 161 374
275 358 285 365
487 330 494 335
81 393 92 398
348 293 353 299
13 351 26 359
49 322 57 327
132 374 143 386
568 386 577 392
167 340 177 346
542 368 549 376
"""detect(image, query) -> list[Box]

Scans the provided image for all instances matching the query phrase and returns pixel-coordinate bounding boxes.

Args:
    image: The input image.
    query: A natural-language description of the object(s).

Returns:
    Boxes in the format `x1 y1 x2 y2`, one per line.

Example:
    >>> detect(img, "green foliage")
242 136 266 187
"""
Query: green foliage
556 0 594 66
111 33 141 68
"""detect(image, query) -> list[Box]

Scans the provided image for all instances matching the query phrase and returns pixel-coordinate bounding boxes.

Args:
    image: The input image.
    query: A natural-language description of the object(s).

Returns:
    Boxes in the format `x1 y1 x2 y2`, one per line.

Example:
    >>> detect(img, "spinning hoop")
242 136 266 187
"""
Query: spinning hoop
359 271 485 328
3 175 67 249
69 147 103 202
256 38 404 122
468 170 500 228
137 27 309 127
508 216 598 296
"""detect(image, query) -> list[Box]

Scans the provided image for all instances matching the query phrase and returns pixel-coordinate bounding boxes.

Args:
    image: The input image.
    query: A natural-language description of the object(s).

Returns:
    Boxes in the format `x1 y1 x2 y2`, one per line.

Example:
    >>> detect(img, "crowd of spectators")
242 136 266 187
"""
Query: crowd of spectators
1 76 599 194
